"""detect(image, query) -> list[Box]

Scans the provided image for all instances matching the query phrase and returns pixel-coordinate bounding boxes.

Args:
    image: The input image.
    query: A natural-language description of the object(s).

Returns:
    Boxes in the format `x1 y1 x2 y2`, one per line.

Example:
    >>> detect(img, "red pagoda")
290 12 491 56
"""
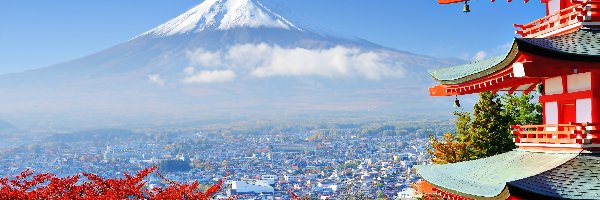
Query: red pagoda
416 0 600 199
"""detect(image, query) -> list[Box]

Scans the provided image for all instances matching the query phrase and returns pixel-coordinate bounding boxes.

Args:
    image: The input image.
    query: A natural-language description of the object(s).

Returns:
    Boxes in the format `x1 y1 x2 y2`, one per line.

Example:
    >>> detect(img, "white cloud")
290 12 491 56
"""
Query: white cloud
351 51 404 80
184 44 405 81
465 43 511 62
473 51 488 62
148 74 165 86
183 66 196 75
495 42 512 53
241 45 353 78
186 49 223 67
181 69 237 84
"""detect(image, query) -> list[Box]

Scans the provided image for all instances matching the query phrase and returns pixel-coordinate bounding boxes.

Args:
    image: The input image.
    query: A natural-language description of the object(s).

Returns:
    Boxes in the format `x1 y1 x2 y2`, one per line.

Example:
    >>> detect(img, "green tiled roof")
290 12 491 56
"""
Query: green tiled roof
508 153 600 199
428 43 519 85
415 150 578 198
429 28 600 85
428 55 507 82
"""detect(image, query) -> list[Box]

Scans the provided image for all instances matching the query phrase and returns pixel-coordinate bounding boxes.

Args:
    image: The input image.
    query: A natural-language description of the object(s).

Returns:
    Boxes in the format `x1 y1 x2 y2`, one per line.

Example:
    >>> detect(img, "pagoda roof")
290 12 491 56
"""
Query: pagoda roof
517 28 600 61
429 28 600 85
507 153 600 199
414 150 578 199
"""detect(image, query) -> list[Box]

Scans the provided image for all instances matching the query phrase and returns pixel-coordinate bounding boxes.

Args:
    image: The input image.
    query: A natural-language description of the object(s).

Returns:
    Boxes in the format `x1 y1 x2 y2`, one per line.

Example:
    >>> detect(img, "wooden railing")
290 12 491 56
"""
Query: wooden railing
514 0 600 38
511 123 600 145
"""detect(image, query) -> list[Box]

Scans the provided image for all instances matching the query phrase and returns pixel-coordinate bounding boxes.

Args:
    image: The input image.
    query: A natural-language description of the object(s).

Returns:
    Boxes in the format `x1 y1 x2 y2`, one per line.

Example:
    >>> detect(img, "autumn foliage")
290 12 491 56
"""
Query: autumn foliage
0 166 227 199
427 111 473 164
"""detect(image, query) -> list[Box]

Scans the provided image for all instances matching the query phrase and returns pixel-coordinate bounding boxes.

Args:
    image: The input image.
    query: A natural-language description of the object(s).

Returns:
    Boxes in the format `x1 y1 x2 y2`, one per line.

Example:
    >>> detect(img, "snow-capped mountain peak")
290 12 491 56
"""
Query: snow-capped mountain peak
142 0 301 37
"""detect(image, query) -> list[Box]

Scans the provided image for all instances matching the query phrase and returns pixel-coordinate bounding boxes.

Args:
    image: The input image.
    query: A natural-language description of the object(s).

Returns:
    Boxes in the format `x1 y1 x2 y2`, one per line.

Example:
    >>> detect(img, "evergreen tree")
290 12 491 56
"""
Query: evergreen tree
501 93 543 126
454 111 472 142
428 92 542 163
468 92 514 158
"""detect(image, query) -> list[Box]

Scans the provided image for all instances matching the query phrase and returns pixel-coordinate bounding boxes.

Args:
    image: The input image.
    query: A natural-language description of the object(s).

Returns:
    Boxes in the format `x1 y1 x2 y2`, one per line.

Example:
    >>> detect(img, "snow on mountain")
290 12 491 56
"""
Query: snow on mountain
141 0 300 38
0 0 462 129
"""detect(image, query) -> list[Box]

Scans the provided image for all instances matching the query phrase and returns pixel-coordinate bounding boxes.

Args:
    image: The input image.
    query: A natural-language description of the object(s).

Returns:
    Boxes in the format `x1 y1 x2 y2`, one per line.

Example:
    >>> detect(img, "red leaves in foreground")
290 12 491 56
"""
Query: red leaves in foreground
288 189 300 200
0 166 227 200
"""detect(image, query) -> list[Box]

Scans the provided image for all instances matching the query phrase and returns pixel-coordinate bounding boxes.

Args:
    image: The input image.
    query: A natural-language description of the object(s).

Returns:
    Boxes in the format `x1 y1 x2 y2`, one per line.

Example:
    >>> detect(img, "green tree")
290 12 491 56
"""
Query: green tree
454 111 472 142
501 93 543 126
468 92 514 158
429 92 538 163
376 190 384 198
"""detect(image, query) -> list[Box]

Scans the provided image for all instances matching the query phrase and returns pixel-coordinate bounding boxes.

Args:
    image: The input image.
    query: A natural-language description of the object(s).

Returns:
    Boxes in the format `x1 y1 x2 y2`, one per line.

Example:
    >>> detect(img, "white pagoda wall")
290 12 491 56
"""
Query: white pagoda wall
545 102 559 124
547 0 561 14
567 73 591 93
542 73 593 126
545 76 563 95
576 98 592 123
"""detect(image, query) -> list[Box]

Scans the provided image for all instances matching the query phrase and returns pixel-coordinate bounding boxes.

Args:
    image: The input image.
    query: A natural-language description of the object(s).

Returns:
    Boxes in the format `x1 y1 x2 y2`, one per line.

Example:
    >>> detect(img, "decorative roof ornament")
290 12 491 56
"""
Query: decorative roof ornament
438 0 533 13
454 96 461 108
535 82 544 95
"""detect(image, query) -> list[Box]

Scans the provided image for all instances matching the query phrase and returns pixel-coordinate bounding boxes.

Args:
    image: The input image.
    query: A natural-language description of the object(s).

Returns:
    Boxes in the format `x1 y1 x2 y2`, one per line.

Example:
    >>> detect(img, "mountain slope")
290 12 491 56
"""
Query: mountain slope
0 120 15 132
0 0 460 129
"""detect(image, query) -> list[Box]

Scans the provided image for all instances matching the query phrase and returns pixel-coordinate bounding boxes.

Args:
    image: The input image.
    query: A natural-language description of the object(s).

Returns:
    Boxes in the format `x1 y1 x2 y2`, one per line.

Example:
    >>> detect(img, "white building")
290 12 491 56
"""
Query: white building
397 188 416 199
261 175 277 186
228 180 274 195
284 175 302 182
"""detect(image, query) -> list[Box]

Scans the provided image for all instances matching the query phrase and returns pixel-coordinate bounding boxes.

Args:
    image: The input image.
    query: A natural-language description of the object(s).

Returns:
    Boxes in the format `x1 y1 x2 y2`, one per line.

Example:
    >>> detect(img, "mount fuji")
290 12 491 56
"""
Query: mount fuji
0 0 459 129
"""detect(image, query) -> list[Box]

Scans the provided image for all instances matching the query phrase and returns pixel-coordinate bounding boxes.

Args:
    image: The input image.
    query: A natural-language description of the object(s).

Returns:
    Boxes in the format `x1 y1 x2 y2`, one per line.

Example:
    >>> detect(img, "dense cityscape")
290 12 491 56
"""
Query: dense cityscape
0 119 452 199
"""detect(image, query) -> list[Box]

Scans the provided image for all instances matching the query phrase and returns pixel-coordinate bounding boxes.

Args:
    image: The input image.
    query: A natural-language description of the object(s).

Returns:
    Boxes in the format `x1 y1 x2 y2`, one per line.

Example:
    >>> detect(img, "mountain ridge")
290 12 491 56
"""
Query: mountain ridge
0 0 461 129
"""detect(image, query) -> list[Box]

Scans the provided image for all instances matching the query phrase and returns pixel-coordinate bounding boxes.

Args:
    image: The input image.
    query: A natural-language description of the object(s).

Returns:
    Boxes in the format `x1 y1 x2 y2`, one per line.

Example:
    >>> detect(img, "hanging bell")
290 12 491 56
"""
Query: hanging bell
463 2 471 13
536 82 544 95
454 97 461 108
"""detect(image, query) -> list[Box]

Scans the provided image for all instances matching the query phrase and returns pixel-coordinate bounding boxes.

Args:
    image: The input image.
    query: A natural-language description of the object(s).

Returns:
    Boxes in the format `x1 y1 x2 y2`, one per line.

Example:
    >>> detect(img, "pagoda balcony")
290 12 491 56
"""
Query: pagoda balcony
511 123 600 149
514 0 600 38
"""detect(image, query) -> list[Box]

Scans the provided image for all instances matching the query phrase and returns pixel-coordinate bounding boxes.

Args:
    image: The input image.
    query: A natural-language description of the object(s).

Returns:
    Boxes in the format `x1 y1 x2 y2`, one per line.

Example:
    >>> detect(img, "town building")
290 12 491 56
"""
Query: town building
227 180 275 196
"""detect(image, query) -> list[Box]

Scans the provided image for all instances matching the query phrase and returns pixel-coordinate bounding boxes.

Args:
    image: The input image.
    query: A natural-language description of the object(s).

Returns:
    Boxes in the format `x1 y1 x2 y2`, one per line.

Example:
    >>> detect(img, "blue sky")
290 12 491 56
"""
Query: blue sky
0 0 544 75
